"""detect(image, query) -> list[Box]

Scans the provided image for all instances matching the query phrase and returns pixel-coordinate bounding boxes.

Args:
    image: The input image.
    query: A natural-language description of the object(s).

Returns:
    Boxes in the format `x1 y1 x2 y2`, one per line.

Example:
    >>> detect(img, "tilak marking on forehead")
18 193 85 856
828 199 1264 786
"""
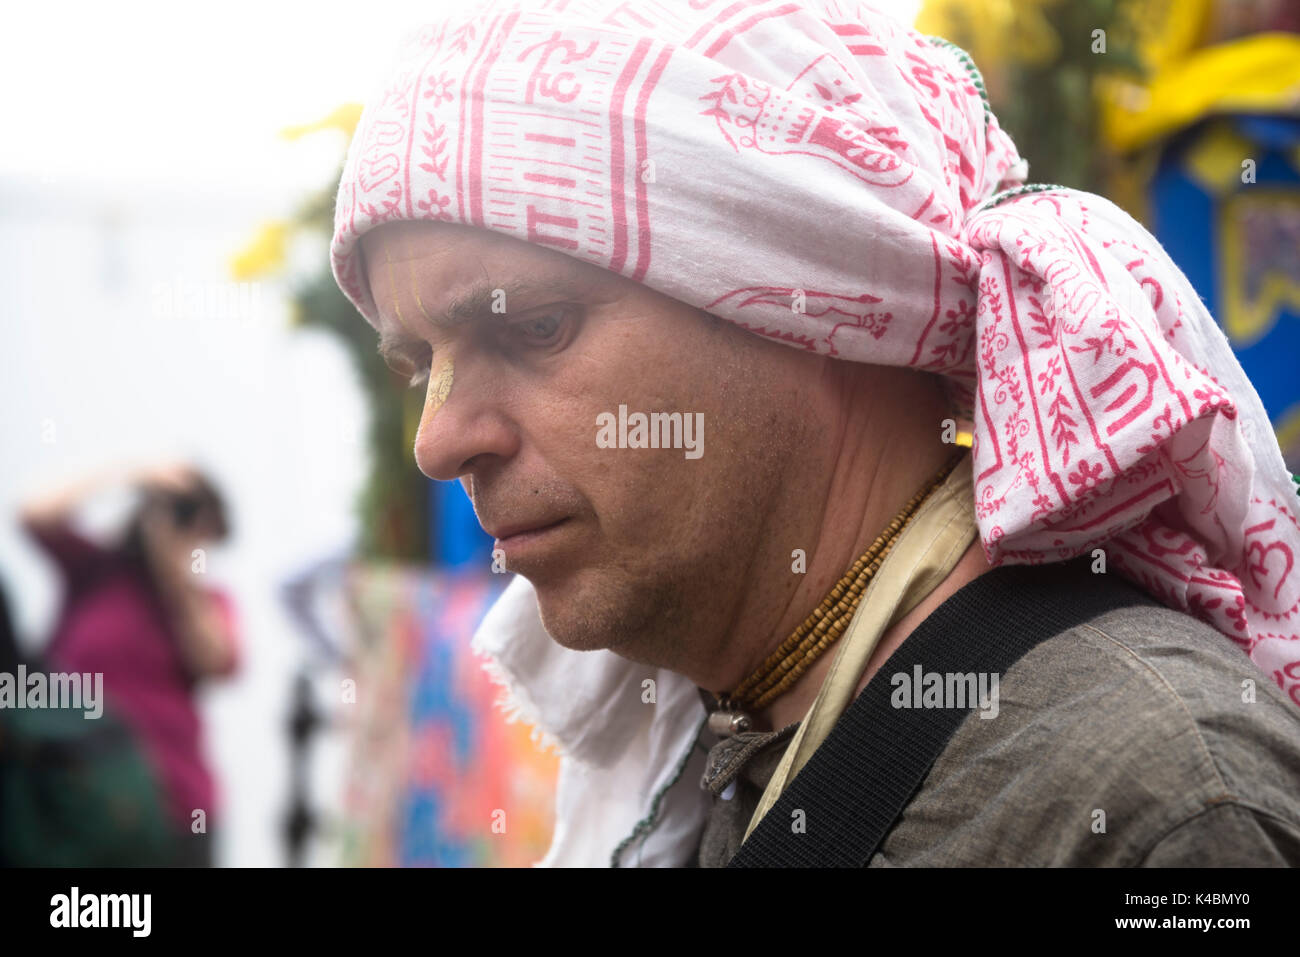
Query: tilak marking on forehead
407 243 434 326
382 243 405 327
381 239 436 331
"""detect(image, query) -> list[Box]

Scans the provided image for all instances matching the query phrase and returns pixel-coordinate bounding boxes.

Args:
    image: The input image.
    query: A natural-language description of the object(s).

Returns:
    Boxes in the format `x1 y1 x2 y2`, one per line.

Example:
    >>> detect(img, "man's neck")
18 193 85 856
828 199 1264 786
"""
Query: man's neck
703 431 968 731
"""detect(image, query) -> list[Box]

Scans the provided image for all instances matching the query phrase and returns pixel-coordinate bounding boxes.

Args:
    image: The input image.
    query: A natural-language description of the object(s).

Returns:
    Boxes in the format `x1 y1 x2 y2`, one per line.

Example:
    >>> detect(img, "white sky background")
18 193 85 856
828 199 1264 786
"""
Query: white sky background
0 0 922 868
0 0 922 190
0 0 454 191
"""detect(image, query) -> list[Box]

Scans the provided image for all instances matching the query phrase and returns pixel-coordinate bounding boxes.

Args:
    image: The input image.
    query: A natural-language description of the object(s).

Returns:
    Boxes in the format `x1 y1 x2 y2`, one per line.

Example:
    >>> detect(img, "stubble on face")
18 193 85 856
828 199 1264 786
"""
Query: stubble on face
529 319 824 683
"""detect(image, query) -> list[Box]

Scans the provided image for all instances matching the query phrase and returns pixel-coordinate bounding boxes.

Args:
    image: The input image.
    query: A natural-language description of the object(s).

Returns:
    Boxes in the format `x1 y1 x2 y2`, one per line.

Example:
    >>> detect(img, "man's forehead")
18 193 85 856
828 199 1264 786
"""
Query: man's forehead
361 222 600 334
361 220 485 268
362 221 591 284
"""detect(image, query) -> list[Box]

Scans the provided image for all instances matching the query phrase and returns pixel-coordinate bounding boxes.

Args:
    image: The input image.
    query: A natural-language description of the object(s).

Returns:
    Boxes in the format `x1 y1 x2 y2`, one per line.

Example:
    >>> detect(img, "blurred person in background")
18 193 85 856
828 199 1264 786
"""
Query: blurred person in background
16 462 240 866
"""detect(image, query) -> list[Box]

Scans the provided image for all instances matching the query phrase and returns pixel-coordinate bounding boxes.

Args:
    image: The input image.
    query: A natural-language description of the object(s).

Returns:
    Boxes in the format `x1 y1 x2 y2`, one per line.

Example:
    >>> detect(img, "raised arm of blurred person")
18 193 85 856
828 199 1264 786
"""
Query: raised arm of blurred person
18 462 144 585
18 460 197 533
19 464 128 530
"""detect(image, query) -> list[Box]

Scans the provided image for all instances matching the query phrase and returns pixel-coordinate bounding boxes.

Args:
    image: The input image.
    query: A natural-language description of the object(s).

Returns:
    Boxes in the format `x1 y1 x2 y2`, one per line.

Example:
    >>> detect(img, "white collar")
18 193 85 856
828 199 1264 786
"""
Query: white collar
470 574 712 866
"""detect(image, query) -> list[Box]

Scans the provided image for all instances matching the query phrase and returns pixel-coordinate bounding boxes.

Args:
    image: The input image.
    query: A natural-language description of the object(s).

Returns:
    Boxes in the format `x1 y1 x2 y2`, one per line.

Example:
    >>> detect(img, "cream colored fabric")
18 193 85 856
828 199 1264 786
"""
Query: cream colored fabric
744 455 978 841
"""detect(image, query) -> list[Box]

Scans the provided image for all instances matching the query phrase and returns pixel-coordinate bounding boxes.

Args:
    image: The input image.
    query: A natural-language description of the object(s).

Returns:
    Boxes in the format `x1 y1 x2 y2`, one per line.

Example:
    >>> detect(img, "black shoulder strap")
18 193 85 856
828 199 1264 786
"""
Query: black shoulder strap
727 557 1160 867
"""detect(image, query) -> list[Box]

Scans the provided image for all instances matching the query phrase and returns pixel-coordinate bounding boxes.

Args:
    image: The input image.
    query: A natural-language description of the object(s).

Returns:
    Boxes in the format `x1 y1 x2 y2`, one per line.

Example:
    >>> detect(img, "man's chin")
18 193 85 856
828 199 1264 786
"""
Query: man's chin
526 570 636 654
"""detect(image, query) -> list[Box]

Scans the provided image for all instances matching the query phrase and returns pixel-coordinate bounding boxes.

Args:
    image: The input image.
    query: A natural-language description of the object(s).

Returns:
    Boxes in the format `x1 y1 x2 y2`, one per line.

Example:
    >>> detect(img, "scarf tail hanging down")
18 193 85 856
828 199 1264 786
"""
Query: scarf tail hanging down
332 1 1300 865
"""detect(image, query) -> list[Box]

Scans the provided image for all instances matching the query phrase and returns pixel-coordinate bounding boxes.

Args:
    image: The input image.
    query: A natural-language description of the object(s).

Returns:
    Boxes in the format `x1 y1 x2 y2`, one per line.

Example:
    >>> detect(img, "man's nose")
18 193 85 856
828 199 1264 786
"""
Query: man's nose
412 354 518 482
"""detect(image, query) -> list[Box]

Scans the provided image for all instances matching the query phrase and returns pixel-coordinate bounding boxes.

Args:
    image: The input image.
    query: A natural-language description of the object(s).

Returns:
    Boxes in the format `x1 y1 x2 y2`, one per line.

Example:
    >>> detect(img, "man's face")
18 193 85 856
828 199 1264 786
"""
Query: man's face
359 220 836 667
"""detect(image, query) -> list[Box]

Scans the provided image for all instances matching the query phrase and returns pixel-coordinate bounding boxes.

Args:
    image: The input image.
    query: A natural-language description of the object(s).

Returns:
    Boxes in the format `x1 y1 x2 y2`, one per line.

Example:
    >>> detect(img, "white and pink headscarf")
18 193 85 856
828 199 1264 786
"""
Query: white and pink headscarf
331 0 1300 717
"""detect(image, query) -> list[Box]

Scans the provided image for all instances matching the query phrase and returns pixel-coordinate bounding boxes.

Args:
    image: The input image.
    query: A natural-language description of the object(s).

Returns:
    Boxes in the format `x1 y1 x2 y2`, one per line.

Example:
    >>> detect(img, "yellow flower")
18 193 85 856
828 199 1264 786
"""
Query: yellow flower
279 103 365 142
230 220 290 281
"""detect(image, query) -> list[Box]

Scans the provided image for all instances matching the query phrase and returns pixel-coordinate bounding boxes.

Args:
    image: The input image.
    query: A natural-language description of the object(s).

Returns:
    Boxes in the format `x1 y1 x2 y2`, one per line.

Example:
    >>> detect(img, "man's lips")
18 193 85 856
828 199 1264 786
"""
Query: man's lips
488 517 570 545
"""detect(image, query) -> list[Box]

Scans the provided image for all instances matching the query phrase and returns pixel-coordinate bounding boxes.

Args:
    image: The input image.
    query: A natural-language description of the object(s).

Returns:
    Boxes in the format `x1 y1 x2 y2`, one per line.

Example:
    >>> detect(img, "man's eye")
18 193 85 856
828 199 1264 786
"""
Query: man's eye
506 309 568 346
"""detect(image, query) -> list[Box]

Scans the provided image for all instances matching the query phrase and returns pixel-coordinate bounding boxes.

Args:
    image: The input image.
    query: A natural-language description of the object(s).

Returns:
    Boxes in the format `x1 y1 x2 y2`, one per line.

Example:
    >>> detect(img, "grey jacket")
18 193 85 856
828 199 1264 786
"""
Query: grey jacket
697 579 1300 867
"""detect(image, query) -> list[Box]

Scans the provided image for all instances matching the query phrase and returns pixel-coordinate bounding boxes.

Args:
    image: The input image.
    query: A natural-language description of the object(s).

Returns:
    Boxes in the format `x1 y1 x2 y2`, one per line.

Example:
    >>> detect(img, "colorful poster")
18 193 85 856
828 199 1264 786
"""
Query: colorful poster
338 565 558 867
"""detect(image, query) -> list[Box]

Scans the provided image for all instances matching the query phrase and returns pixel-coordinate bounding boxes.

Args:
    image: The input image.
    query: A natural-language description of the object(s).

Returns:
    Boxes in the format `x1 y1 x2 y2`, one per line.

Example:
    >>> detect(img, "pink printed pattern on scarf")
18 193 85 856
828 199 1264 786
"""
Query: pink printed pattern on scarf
330 0 1300 705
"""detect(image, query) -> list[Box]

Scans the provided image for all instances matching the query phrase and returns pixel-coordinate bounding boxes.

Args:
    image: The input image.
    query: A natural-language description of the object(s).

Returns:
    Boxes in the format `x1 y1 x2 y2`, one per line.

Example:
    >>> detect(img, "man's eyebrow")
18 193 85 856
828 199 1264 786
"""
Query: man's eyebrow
376 273 584 361
437 276 576 328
